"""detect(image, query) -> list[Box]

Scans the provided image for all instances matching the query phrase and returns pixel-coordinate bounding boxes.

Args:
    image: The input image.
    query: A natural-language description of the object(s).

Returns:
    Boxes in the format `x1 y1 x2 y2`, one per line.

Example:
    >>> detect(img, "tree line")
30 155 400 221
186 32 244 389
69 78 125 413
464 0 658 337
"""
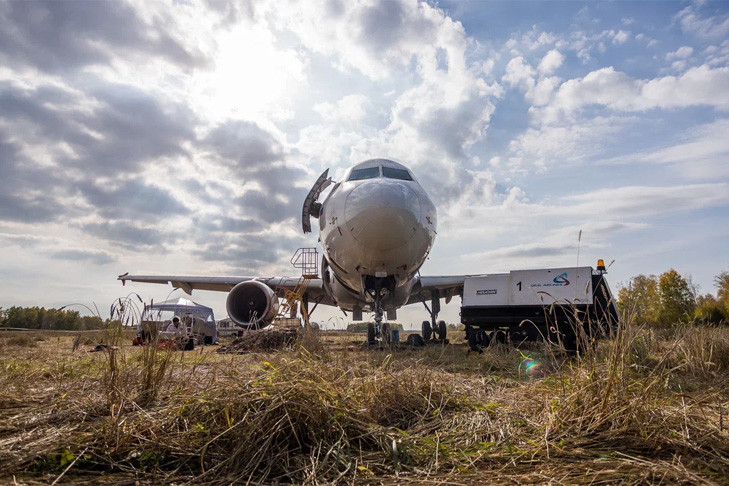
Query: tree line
0 306 112 330
617 269 729 327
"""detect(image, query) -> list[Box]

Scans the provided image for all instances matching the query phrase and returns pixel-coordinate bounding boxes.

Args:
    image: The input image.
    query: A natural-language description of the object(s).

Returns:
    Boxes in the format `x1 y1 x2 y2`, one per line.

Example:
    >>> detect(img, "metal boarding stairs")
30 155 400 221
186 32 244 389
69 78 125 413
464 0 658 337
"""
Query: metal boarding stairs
275 248 318 328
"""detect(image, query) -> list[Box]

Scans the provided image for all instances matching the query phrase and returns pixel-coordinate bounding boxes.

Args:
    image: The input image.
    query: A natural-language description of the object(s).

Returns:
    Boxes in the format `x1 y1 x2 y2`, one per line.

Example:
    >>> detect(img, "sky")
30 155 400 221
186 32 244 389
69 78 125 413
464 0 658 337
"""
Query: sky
1 0 728 329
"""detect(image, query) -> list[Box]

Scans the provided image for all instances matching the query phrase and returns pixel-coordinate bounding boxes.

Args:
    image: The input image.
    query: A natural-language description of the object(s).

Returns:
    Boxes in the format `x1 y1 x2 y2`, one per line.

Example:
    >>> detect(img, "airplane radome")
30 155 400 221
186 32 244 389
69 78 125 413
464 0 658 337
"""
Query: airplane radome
120 158 618 351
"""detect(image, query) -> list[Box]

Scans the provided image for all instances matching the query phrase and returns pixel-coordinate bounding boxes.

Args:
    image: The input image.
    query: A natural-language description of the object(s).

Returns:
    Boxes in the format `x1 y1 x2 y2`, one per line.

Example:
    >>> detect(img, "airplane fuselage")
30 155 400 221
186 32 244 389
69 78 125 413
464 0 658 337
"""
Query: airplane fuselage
317 159 437 312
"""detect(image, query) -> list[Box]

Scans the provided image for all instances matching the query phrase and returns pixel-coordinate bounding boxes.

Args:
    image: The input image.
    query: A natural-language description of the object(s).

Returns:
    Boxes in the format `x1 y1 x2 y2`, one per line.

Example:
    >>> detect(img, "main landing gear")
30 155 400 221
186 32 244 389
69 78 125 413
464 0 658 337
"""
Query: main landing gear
420 289 448 344
421 319 447 342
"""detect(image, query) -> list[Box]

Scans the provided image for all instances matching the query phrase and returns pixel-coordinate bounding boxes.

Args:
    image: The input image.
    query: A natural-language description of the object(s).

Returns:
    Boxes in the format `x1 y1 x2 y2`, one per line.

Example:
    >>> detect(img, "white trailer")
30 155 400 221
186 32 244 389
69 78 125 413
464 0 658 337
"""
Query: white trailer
460 265 618 350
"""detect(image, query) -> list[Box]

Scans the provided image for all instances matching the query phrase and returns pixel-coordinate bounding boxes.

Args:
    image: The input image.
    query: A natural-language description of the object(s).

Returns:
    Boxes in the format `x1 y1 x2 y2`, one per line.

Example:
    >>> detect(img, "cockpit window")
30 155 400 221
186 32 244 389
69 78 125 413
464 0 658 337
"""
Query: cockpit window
347 167 380 181
382 166 413 181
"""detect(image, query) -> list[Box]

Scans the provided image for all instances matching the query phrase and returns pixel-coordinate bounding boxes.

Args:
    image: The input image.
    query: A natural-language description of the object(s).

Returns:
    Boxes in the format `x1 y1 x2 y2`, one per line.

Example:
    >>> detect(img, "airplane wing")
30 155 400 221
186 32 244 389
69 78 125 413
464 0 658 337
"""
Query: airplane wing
406 275 466 306
117 274 335 306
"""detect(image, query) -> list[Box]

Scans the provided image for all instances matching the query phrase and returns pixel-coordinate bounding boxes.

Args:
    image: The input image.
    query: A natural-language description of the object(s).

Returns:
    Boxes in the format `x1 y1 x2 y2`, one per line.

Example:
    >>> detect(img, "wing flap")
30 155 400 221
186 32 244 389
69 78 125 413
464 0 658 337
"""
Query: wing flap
406 275 466 306
118 274 335 306
119 274 320 292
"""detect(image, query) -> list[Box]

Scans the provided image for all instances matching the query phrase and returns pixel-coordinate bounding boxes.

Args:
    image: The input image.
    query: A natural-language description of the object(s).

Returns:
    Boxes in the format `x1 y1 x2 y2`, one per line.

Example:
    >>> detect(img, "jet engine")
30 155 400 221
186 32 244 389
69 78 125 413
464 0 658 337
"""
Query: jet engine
226 281 279 327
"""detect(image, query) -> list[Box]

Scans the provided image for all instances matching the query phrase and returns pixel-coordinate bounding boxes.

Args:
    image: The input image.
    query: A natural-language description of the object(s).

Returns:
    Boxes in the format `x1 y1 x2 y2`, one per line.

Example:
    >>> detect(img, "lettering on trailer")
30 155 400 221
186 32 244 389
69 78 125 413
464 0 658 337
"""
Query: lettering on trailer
476 289 497 295
529 272 571 288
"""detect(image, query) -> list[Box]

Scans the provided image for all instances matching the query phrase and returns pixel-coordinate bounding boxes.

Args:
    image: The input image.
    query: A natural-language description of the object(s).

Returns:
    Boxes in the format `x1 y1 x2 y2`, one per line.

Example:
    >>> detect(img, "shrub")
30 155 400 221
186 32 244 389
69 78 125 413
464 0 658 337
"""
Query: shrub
346 322 404 333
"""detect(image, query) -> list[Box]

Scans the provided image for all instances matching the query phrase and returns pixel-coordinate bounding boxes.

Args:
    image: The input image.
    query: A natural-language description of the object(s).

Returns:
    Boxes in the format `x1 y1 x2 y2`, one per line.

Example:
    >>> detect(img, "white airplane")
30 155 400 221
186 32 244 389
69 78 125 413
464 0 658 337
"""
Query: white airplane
119 158 616 347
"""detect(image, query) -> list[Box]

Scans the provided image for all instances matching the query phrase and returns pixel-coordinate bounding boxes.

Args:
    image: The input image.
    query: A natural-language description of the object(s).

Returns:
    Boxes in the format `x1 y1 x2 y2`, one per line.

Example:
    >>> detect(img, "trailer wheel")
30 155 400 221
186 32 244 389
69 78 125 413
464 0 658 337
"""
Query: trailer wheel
478 330 491 347
422 320 432 341
367 322 376 345
564 333 577 353
467 328 481 352
437 320 447 341
494 330 508 345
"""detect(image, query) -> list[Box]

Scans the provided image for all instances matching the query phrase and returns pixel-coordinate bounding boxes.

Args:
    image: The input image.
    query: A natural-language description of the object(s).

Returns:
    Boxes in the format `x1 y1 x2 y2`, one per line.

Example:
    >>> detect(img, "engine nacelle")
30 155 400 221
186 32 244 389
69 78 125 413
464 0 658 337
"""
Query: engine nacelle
226 281 279 327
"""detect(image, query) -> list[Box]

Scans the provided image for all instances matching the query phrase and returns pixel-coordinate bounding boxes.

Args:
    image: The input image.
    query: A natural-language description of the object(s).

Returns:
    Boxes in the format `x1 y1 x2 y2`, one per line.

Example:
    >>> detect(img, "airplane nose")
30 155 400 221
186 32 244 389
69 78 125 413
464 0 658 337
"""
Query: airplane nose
344 180 422 250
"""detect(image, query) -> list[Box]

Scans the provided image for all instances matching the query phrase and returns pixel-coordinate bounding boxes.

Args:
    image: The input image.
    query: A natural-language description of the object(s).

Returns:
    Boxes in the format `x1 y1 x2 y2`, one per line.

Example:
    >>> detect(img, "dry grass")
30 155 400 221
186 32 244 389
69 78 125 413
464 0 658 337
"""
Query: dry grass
0 319 728 485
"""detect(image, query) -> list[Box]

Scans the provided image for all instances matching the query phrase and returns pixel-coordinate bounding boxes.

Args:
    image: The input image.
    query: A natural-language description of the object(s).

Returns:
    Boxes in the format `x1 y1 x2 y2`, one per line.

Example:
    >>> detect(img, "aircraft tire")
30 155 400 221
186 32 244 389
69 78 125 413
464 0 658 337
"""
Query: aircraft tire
422 320 432 341
437 320 447 341
367 322 376 344
382 322 391 345
406 333 425 347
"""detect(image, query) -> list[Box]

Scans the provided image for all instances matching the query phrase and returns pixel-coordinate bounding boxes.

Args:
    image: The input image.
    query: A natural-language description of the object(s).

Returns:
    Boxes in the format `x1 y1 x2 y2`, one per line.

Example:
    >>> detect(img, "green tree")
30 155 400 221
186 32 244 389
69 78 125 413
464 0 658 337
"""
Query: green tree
716 272 729 317
695 294 725 324
657 269 696 326
617 274 660 325
0 306 104 330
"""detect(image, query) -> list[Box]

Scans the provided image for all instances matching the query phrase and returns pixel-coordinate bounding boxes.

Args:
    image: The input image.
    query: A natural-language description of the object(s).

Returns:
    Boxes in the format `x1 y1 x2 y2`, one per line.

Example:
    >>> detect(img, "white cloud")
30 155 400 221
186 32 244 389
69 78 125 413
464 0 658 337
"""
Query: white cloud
314 94 371 124
704 40 729 67
612 118 729 180
670 60 689 72
526 75 561 106
536 65 729 122
537 49 564 75
267 0 470 81
560 183 729 218
676 4 729 41
504 27 562 55
612 29 630 44
568 29 633 62
507 116 626 169
667 46 694 60
502 56 535 91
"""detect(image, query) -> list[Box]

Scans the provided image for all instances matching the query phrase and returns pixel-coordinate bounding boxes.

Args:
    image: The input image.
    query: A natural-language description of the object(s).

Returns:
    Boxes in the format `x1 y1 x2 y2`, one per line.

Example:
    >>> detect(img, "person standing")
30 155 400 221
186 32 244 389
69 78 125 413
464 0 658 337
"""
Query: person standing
166 316 181 334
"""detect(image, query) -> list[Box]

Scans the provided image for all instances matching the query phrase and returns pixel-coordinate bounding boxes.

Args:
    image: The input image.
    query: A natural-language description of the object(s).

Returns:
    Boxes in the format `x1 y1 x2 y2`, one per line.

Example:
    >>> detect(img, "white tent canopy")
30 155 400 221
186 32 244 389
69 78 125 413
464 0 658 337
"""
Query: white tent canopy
140 297 217 341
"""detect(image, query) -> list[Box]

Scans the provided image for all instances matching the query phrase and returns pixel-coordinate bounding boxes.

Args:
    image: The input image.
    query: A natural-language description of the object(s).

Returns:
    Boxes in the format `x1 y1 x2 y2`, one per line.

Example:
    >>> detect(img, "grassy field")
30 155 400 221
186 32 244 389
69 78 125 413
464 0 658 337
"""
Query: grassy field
1 321 728 485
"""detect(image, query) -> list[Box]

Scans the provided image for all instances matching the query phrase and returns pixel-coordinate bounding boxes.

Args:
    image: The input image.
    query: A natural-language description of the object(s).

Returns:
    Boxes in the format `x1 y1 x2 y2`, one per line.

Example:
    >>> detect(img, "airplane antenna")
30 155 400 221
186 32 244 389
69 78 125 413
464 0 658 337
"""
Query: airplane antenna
576 229 582 268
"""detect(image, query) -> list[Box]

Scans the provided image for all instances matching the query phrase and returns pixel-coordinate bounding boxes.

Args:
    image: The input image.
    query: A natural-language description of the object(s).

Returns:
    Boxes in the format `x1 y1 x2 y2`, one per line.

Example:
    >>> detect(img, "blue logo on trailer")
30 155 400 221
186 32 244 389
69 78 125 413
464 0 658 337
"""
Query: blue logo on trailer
553 273 570 286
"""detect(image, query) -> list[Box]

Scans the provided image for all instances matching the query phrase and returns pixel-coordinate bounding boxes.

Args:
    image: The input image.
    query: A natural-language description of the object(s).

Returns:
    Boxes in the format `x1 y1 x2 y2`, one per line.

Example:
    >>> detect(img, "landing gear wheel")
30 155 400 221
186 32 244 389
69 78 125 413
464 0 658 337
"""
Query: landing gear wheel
437 320 447 341
406 333 425 347
422 320 432 341
382 322 391 346
367 322 376 345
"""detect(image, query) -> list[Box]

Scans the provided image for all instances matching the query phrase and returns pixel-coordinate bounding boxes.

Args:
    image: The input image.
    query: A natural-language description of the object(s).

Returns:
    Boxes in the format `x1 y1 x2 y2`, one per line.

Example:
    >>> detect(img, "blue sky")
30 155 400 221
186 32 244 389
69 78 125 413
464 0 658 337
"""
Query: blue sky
0 0 727 327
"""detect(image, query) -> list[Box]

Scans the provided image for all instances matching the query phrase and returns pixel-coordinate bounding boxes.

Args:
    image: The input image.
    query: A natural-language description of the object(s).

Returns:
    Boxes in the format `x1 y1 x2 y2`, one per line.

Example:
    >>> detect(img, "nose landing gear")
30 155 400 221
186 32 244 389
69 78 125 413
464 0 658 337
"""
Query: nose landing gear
366 306 392 347
364 276 395 346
